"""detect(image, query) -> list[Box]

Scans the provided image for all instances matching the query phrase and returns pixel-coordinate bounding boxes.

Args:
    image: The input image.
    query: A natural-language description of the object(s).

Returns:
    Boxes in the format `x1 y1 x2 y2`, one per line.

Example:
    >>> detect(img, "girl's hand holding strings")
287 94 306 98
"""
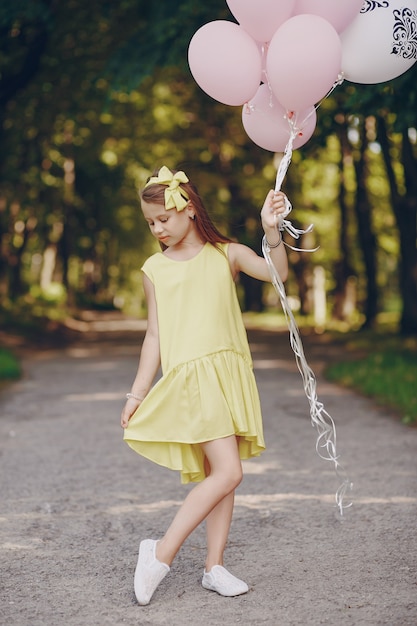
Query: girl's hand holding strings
260 190 288 232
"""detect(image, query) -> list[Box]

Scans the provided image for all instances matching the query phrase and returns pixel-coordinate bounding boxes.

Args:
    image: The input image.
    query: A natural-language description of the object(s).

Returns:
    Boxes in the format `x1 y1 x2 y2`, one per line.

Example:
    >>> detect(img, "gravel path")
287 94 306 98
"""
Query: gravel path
0 322 416 625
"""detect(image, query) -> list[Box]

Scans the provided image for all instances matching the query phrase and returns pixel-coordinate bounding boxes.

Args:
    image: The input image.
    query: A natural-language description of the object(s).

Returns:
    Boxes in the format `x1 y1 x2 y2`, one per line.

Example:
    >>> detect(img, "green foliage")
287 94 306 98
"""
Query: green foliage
0 348 21 380
0 282 68 330
325 343 417 425
0 0 416 330
29 282 66 305
0 0 50 28
104 0 231 91
341 63 417 132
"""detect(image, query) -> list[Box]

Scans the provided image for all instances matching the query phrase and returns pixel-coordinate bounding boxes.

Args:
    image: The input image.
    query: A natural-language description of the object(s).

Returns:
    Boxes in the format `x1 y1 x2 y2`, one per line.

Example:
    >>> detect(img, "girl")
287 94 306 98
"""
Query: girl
121 165 288 605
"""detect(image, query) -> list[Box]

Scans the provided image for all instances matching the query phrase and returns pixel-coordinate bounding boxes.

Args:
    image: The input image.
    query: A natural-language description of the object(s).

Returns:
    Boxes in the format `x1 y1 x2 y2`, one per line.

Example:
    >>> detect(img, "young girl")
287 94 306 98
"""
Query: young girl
121 165 288 605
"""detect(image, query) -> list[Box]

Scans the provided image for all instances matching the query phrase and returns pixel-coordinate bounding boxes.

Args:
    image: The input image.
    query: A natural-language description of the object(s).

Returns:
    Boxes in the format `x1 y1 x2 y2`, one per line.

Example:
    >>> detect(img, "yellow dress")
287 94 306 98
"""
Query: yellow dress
123 242 265 483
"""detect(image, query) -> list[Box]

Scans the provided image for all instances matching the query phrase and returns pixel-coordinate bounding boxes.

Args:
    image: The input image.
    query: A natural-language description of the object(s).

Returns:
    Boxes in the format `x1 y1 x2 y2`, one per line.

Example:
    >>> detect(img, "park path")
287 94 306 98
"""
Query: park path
0 315 416 626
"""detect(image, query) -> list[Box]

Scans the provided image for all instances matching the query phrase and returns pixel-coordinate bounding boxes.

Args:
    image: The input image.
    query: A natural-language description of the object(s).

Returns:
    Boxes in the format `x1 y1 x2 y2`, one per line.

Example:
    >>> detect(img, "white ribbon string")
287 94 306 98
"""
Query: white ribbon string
274 123 319 252
315 72 345 113
273 71 345 193
276 200 319 253
265 114 353 516
263 237 353 515
274 125 297 192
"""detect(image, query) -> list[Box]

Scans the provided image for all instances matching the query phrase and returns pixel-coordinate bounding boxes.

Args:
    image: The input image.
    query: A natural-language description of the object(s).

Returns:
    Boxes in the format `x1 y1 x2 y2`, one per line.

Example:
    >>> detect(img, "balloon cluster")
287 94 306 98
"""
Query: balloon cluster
188 0 417 153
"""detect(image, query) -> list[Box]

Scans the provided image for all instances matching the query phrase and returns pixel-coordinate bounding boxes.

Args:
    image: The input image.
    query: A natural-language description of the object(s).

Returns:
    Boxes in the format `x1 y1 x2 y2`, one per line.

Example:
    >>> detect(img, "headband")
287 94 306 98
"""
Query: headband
144 165 190 211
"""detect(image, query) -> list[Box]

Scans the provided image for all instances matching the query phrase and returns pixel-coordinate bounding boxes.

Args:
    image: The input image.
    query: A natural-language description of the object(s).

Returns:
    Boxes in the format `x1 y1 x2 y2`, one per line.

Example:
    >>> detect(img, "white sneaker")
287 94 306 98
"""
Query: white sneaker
134 539 170 605
202 565 249 597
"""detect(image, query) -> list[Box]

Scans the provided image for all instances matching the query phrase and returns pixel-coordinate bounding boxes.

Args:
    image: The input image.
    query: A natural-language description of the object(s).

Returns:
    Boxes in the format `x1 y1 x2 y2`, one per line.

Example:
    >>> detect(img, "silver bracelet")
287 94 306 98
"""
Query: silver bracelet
126 392 144 401
263 231 282 249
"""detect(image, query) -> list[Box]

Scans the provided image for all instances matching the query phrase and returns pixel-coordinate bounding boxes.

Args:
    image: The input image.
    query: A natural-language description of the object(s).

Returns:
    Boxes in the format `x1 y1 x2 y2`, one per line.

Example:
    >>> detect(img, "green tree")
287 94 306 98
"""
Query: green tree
0 0 147 309
1 0 416 334
341 66 417 334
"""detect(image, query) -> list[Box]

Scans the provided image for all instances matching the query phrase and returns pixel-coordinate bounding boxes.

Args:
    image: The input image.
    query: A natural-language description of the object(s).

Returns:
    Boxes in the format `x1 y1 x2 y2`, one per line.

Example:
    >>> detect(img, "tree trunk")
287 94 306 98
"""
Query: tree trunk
352 120 378 328
333 120 357 321
377 116 417 335
8 220 33 300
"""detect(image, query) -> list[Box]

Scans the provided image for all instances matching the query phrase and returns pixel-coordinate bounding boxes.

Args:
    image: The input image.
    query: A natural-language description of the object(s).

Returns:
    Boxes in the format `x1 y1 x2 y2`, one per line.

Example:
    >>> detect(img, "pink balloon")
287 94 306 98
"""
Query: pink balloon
294 0 364 33
242 84 317 152
266 14 342 111
188 21 262 106
226 0 296 43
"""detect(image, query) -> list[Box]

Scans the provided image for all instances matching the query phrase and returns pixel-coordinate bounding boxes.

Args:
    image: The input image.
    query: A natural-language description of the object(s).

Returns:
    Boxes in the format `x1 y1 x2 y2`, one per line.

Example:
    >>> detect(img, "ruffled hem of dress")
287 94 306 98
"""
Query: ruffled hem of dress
123 349 265 483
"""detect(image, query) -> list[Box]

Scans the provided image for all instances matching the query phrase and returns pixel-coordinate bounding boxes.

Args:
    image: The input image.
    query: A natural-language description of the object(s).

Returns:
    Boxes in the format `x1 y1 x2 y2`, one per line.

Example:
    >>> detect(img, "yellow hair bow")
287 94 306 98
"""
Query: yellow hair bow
144 165 190 211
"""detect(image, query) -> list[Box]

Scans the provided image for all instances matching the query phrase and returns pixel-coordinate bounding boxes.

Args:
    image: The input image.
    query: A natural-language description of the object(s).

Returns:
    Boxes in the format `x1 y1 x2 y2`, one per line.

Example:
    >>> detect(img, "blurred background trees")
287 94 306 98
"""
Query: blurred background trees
0 0 416 334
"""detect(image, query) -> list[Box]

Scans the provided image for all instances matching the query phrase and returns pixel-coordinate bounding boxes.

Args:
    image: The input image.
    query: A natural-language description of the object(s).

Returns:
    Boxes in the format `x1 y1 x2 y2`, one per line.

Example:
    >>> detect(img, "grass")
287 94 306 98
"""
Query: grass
0 349 21 380
324 338 417 426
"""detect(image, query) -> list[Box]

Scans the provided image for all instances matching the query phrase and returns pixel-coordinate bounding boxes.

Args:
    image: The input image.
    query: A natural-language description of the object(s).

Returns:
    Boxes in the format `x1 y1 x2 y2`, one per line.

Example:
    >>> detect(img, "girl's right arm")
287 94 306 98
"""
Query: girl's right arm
120 274 161 428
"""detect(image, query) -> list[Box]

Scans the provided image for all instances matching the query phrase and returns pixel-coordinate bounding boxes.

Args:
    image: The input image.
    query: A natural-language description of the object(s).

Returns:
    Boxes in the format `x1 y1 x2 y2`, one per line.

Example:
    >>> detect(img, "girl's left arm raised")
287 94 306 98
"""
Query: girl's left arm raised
229 190 289 282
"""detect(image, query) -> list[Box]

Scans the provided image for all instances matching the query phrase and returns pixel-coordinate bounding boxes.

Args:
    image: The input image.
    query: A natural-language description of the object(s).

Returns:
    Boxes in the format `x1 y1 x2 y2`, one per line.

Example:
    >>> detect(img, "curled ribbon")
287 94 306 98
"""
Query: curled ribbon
264 109 353 517
276 198 319 253
263 235 353 517
144 165 190 211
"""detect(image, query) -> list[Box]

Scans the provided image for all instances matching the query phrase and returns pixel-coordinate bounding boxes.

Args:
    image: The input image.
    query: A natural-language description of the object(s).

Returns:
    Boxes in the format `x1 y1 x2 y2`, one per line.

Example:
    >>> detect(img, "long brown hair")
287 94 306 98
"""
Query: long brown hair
141 167 232 250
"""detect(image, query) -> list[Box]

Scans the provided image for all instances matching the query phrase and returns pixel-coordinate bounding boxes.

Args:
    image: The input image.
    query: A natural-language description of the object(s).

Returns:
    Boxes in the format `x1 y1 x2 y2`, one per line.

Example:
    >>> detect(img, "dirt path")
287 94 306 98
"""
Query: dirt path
0 321 416 625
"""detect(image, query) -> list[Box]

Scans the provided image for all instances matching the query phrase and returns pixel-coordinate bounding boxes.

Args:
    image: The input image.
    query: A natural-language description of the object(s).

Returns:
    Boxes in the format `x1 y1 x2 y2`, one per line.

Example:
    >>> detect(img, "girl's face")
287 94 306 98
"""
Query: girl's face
141 200 196 247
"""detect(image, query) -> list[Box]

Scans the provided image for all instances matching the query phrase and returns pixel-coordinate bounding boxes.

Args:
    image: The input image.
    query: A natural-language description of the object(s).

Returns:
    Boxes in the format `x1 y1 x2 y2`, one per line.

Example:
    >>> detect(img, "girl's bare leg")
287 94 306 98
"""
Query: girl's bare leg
156 435 242 566
205 490 235 571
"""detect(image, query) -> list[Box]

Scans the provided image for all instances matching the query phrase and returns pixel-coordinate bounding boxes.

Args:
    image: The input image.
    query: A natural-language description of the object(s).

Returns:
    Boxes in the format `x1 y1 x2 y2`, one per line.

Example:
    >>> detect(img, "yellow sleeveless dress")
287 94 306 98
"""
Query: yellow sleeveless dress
123 243 265 483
